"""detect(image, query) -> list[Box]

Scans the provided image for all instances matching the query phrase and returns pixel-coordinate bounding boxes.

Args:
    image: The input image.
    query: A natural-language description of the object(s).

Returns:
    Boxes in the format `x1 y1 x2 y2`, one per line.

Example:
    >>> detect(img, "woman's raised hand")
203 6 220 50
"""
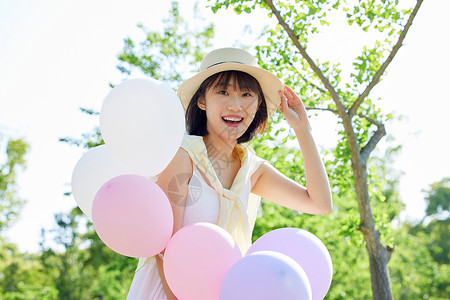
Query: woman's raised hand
278 85 310 131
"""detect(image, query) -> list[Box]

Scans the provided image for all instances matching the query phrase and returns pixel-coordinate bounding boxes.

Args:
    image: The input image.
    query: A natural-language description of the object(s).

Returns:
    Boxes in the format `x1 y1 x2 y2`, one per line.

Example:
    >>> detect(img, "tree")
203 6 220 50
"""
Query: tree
388 178 450 299
388 222 449 299
0 136 29 231
208 0 424 298
117 1 214 89
0 135 58 298
419 178 450 265
0 237 58 299
423 177 450 220
39 207 136 299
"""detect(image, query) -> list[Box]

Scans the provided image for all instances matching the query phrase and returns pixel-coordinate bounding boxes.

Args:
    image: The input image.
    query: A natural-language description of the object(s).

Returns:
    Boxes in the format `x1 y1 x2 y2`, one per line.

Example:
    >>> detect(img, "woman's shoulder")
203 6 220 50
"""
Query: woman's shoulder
172 147 193 171
157 147 193 186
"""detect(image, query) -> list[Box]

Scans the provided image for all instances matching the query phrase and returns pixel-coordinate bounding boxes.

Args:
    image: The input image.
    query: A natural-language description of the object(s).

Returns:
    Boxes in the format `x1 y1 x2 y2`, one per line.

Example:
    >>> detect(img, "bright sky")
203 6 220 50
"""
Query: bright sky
1 0 449 253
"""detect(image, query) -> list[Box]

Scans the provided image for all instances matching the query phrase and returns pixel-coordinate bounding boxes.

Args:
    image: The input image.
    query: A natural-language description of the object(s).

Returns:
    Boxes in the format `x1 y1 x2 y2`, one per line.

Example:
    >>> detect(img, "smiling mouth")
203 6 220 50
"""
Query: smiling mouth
222 117 244 127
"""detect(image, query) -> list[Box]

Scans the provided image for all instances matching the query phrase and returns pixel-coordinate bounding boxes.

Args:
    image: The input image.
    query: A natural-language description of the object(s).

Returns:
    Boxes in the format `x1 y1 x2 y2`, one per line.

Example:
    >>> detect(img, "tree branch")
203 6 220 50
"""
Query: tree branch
360 122 386 163
357 113 383 128
287 61 329 95
349 0 424 117
263 0 347 116
305 107 338 114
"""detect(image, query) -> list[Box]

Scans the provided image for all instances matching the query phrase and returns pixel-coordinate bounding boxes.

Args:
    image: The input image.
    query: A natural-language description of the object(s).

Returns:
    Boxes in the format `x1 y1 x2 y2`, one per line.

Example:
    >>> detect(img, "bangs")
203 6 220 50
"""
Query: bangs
207 71 262 94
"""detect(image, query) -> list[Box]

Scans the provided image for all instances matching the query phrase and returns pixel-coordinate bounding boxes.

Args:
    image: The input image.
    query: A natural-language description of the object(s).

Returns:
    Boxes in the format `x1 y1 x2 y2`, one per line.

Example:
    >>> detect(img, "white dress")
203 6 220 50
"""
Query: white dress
126 164 252 300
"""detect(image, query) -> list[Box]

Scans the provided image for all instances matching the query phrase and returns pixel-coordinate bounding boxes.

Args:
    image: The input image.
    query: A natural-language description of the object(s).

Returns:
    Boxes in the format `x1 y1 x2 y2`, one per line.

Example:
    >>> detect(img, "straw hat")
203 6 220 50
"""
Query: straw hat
177 47 284 117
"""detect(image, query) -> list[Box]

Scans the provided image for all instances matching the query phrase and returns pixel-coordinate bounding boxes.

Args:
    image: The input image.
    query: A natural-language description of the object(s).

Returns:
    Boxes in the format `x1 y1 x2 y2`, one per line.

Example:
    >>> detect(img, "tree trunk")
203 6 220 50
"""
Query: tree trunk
336 111 393 299
352 159 393 300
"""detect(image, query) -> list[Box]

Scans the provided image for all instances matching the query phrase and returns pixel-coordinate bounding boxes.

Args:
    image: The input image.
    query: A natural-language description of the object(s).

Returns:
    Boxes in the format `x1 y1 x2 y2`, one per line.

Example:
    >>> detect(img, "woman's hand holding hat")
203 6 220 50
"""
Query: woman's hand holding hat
278 85 310 132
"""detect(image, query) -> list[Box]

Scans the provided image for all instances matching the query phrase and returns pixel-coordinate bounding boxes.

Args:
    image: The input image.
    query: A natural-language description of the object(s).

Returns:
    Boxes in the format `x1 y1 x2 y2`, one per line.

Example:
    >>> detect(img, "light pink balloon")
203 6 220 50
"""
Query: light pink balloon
163 222 242 300
246 228 333 300
92 174 173 258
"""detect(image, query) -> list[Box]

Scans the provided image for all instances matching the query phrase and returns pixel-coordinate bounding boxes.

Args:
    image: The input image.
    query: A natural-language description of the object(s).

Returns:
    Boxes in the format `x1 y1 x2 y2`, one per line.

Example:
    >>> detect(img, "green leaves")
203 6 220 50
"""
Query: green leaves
0 137 29 232
0 238 59 299
423 177 450 218
389 220 450 298
116 1 215 89
209 0 260 14
351 41 390 85
59 124 103 149
344 0 411 33
233 4 253 14
37 207 136 299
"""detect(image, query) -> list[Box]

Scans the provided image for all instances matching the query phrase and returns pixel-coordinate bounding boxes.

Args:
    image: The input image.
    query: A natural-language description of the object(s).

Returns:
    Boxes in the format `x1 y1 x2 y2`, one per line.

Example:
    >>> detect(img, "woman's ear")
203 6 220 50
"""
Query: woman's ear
197 98 206 110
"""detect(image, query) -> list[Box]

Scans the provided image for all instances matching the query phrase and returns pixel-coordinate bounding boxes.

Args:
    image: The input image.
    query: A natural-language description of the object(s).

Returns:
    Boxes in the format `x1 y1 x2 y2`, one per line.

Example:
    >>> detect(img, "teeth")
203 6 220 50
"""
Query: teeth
223 117 243 122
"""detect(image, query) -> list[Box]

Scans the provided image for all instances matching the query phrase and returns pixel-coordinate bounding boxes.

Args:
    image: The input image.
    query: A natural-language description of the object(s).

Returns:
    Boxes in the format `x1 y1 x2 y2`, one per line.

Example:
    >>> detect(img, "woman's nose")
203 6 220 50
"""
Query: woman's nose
227 96 243 110
227 103 243 111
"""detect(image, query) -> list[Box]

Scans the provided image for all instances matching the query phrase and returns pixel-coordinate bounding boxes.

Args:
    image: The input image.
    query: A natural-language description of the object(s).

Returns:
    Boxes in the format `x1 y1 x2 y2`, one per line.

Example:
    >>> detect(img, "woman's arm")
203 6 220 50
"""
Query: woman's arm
154 147 193 299
252 85 332 214
155 255 176 299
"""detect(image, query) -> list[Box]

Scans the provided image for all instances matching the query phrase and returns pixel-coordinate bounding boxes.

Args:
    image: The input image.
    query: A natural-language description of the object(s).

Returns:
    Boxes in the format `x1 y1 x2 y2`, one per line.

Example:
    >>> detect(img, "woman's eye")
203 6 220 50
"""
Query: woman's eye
218 90 228 95
243 92 253 97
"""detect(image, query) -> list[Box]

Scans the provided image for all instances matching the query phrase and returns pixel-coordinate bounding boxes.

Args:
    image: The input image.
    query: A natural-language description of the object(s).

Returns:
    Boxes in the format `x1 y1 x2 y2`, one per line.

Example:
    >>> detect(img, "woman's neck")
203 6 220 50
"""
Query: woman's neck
202 134 239 167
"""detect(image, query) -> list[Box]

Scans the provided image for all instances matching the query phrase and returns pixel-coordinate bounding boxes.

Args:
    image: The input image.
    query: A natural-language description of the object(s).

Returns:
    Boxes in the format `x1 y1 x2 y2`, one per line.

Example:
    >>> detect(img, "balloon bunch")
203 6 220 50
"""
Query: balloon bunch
71 78 333 299
71 78 185 257
162 223 332 300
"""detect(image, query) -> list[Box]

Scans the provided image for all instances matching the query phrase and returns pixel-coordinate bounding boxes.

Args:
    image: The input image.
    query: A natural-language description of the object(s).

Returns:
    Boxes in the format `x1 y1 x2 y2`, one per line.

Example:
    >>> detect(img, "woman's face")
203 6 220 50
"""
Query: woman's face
197 77 260 142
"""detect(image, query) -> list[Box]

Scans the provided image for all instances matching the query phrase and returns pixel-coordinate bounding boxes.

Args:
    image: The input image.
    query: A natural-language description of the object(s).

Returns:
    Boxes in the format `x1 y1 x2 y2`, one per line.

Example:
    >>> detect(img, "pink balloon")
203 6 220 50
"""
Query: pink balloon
92 174 173 258
163 222 242 300
220 251 312 300
246 228 333 300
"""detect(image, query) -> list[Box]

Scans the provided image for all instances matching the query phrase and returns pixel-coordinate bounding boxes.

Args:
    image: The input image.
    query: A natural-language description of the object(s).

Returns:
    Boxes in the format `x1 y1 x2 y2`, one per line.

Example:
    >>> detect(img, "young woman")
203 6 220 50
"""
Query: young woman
127 47 332 299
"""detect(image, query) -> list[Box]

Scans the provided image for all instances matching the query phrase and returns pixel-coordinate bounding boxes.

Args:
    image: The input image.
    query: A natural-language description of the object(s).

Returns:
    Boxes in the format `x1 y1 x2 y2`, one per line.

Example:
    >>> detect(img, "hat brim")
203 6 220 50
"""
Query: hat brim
177 63 284 117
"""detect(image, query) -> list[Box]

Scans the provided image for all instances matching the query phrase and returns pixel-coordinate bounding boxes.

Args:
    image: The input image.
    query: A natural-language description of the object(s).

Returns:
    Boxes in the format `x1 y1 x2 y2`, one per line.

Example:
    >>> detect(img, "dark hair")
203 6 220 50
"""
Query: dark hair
185 71 268 144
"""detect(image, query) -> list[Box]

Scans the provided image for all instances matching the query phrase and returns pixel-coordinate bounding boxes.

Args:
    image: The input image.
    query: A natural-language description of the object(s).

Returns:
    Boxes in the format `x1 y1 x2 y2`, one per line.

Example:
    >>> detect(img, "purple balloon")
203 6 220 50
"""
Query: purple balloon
220 251 312 300
246 228 333 300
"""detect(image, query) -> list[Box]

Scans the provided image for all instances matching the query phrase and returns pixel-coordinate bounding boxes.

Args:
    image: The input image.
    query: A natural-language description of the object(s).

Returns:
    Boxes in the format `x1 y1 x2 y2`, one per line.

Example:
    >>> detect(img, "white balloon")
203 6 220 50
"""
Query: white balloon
71 145 131 219
99 78 185 176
